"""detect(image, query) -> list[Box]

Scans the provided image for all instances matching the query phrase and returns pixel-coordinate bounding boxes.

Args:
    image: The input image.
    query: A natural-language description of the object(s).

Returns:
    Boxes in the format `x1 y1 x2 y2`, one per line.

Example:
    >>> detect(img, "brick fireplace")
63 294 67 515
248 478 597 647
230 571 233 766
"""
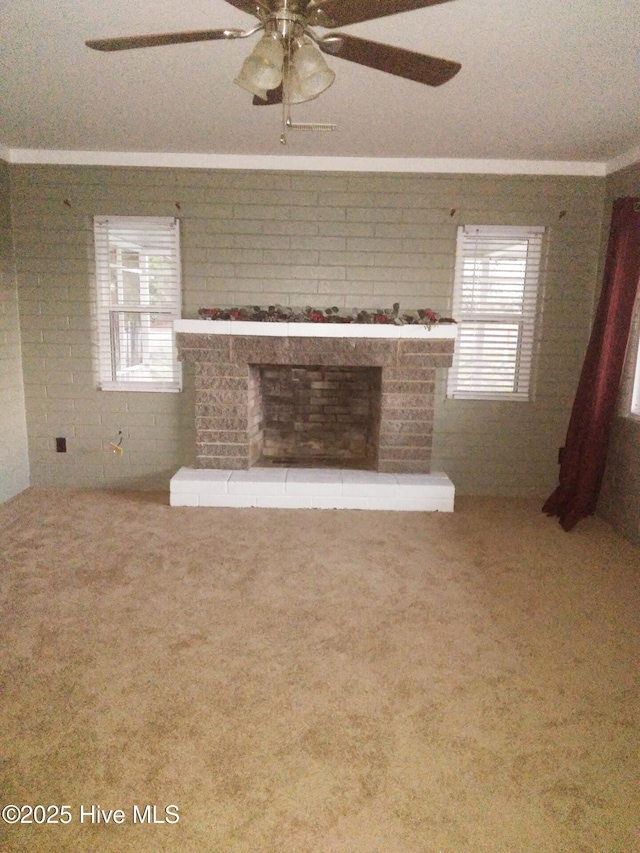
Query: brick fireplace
171 320 457 510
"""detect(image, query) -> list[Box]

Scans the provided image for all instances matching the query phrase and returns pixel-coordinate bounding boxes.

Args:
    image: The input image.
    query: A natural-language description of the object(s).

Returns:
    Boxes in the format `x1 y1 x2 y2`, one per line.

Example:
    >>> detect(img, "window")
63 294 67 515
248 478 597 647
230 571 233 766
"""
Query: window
447 225 545 401
94 216 182 391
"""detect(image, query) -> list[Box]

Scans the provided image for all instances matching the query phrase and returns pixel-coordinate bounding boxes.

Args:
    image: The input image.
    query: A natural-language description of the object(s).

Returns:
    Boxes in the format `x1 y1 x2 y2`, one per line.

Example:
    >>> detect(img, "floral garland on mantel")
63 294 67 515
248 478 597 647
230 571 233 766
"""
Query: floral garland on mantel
198 304 455 327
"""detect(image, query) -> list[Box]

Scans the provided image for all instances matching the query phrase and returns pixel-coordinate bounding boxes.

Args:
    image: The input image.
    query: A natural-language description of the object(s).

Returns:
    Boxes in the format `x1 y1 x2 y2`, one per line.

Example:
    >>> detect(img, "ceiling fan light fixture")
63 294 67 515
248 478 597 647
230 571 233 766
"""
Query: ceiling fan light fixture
282 64 320 104
290 40 335 99
235 77 270 100
234 32 284 99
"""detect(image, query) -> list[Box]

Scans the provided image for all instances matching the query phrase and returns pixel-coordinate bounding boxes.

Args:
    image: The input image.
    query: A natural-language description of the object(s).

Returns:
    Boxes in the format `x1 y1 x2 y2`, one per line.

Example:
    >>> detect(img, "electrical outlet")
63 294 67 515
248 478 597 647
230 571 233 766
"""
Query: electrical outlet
55 437 66 453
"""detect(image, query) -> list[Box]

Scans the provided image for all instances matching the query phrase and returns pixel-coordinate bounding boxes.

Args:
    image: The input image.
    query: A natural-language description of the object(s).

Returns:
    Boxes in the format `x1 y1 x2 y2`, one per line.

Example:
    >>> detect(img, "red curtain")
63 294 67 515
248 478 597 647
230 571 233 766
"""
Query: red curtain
543 197 640 530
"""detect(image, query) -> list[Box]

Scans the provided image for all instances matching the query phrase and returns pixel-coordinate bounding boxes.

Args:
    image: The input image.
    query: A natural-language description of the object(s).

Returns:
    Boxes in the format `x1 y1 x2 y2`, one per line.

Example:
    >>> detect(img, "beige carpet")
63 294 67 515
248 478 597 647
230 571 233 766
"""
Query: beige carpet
0 488 638 853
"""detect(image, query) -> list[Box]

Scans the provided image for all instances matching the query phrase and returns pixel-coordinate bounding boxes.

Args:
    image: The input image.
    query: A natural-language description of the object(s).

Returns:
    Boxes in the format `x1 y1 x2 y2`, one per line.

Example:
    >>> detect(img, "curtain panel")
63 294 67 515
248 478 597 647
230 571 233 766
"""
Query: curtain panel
543 197 640 531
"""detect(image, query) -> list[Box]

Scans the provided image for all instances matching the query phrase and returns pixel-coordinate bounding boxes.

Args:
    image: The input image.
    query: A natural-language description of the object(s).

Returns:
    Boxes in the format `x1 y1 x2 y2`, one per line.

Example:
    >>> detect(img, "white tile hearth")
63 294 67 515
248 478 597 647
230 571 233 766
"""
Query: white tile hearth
170 467 455 512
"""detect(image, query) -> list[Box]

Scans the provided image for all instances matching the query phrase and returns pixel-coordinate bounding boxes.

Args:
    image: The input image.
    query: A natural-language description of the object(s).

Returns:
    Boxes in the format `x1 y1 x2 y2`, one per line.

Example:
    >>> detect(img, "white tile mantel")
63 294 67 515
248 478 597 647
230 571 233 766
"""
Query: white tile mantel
174 319 457 340
170 467 455 512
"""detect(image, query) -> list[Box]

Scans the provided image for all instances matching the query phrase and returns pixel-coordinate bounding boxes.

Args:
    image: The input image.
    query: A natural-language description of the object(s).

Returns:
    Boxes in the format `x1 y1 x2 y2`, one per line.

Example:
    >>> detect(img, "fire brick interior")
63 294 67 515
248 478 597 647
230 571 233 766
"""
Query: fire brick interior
256 365 382 469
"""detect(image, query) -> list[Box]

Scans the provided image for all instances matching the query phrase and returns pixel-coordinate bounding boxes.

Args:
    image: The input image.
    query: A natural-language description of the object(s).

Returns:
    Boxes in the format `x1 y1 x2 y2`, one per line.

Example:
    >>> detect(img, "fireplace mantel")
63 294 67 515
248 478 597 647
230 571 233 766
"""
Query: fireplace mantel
174 319 457 340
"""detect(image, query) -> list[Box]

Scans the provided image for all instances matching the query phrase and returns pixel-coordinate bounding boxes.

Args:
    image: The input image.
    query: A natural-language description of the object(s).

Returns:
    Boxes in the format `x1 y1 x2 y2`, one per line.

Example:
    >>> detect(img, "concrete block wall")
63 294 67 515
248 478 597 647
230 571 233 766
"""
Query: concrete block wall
0 159 29 502
597 162 640 545
599 417 640 545
8 164 606 495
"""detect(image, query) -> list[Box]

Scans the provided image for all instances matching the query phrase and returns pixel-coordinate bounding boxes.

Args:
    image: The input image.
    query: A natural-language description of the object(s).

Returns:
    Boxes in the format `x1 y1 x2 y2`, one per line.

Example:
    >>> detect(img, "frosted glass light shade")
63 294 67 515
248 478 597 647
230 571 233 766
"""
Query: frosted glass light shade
283 65 320 104
291 42 335 99
234 34 284 99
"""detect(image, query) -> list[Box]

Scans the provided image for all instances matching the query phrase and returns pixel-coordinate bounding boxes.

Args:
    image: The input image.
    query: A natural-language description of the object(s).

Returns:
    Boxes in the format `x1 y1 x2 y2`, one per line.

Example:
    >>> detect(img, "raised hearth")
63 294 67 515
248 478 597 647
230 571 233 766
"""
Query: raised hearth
170 467 454 511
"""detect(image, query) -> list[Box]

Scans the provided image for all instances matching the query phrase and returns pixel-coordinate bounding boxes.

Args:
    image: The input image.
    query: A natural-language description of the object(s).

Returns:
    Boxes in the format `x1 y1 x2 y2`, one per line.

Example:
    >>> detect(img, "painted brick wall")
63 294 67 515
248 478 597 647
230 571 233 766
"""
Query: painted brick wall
0 159 29 502
8 164 606 495
597 162 640 545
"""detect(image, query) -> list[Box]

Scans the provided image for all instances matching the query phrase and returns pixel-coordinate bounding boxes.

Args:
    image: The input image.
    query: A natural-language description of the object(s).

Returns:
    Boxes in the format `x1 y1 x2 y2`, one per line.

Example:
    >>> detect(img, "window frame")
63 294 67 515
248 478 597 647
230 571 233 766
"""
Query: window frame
94 216 182 393
446 224 545 402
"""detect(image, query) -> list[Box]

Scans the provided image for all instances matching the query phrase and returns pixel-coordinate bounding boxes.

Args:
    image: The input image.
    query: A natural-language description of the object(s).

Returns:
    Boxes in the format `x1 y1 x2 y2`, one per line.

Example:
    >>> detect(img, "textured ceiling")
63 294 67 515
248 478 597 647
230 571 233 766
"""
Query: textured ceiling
2 0 639 167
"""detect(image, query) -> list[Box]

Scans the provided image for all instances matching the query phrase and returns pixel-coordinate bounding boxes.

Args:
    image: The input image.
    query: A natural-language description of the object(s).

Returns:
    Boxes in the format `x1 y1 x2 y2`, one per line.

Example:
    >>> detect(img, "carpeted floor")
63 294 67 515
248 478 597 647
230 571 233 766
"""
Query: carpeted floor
0 488 638 853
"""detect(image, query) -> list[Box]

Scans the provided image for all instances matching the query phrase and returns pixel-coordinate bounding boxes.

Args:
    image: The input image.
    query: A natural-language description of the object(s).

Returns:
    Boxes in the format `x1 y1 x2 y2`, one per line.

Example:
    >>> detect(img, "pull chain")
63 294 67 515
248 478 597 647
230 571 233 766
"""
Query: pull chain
279 38 336 144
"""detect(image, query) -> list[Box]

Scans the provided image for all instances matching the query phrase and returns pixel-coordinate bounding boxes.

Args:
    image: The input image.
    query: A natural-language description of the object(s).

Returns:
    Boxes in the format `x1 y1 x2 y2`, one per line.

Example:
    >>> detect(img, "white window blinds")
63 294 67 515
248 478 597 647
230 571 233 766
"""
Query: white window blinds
94 216 182 392
447 225 545 401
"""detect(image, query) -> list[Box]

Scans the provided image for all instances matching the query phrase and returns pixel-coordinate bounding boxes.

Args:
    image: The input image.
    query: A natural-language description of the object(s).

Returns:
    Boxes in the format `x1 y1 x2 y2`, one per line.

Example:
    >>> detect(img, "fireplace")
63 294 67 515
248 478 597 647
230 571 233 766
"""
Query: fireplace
171 320 457 510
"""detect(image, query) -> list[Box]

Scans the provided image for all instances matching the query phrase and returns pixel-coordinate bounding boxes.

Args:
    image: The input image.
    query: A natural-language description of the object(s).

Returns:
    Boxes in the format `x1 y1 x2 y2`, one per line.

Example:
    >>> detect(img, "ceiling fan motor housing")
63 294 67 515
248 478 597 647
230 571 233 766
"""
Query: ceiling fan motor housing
266 10 307 43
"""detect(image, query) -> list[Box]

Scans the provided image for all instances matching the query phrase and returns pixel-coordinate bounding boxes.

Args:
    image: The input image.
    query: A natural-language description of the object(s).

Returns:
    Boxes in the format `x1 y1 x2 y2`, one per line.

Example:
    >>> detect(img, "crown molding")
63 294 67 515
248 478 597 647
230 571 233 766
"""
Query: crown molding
3 147 610 176
605 145 640 176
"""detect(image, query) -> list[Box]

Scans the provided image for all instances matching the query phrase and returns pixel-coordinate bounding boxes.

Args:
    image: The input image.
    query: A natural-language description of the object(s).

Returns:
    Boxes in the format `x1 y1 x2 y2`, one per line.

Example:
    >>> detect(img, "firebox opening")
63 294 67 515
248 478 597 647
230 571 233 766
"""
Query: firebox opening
250 364 382 470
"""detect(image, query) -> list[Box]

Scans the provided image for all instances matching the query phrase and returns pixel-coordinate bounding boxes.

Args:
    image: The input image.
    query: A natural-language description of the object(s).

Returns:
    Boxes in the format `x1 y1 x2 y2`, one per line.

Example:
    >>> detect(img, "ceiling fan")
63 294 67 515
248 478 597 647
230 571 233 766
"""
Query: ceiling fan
86 0 461 141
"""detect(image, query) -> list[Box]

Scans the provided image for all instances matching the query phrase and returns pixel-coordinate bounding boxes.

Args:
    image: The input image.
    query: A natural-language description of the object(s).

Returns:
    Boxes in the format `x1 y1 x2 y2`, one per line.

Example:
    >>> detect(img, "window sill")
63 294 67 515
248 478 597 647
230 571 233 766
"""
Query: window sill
446 394 531 402
99 382 182 393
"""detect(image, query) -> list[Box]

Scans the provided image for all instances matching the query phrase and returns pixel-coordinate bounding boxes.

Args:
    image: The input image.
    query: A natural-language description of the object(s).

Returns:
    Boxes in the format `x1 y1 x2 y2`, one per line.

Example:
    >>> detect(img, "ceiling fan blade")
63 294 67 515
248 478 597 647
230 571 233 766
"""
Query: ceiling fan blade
252 84 283 106
320 33 460 86
85 29 243 51
308 0 456 28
